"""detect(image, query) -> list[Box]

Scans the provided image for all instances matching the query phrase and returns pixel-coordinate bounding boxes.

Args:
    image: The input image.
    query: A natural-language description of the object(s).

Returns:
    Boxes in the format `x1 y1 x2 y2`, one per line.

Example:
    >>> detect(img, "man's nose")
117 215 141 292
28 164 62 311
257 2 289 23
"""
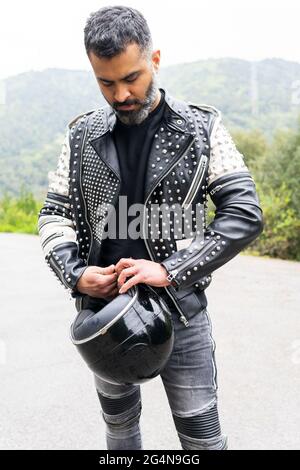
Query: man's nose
114 86 131 104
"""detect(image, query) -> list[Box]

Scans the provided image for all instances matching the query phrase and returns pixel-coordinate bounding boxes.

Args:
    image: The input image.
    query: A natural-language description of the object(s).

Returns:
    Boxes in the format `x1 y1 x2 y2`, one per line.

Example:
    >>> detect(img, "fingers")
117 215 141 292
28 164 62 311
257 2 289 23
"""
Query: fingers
99 264 115 274
119 273 142 294
96 272 118 285
91 278 117 298
115 258 135 275
85 261 144 297
84 265 116 279
117 266 138 288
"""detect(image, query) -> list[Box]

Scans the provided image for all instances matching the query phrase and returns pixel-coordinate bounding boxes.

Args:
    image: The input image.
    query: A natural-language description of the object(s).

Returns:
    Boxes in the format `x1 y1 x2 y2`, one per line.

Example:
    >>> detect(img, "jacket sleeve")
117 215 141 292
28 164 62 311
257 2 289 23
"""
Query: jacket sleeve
160 119 264 290
37 125 88 297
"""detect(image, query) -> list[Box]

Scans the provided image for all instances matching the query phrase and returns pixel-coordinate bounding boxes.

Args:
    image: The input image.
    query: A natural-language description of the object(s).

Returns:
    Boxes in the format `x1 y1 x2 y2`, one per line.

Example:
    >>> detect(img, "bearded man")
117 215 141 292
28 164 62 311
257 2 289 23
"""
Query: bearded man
38 5 263 450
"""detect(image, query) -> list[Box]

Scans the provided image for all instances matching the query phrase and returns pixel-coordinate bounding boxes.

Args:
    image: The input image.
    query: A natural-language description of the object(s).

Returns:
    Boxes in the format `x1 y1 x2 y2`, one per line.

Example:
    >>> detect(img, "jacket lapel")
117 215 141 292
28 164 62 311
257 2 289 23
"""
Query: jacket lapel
143 89 193 202
89 107 121 182
90 133 121 182
88 89 194 202
143 123 194 202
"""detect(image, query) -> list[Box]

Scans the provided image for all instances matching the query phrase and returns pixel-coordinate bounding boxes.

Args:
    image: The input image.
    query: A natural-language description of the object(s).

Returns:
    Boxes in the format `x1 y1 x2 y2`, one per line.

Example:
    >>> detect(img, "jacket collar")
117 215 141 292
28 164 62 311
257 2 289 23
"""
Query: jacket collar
89 88 193 199
104 87 190 134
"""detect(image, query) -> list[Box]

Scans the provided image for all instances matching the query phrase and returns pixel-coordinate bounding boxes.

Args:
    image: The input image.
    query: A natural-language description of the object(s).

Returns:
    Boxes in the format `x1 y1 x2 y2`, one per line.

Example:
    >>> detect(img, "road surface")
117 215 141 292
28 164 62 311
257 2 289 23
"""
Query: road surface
0 233 299 450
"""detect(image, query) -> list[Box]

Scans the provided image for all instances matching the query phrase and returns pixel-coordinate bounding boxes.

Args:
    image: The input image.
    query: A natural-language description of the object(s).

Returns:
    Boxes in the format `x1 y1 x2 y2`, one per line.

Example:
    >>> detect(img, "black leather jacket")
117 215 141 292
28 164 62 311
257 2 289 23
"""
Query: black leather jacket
38 88 263 326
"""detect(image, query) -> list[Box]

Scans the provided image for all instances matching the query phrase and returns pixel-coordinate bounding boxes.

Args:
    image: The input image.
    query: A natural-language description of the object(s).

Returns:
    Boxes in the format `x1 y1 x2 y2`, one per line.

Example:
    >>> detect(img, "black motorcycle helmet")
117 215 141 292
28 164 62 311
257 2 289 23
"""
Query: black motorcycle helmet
70 284 174 385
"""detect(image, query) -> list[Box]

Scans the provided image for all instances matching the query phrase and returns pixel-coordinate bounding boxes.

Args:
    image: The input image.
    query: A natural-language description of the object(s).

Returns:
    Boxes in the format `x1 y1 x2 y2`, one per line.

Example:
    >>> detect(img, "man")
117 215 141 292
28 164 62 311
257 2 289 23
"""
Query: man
38 5 263 450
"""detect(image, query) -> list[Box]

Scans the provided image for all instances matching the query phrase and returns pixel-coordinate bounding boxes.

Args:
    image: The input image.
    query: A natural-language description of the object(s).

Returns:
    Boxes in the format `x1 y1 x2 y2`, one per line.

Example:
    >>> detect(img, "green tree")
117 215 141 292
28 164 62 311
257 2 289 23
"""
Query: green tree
248 182 300 260
0 189 40 234
232 128 268 173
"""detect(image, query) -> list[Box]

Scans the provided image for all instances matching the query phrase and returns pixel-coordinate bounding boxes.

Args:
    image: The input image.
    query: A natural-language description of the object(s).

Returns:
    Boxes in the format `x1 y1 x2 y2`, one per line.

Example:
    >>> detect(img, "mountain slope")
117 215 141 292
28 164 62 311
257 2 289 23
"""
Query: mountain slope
0 58 299 196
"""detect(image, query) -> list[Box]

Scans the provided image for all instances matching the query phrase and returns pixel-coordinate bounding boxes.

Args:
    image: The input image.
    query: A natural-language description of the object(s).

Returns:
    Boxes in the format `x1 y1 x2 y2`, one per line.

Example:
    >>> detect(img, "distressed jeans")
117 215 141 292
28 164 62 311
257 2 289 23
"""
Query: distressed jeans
94 304 228 450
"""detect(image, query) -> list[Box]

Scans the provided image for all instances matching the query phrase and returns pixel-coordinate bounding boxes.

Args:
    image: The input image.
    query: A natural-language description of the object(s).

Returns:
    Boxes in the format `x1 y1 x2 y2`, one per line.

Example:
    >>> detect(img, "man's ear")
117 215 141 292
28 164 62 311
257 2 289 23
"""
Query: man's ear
152 49 161 72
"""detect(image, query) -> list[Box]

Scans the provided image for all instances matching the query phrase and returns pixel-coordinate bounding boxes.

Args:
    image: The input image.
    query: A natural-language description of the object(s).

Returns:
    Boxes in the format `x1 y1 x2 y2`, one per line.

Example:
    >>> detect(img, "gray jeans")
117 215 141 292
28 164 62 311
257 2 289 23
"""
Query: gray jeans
94 305 228 450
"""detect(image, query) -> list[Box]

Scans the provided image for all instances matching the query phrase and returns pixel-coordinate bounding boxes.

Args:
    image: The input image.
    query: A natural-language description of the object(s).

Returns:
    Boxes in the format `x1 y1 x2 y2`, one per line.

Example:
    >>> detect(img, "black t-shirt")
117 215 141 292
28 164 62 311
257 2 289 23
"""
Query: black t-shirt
98 90 166 267
95 90 178 312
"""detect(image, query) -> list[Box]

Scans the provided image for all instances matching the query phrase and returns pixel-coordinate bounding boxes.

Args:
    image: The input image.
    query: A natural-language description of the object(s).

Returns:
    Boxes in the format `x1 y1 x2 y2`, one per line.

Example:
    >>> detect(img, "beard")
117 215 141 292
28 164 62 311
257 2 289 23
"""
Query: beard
112 72 159 126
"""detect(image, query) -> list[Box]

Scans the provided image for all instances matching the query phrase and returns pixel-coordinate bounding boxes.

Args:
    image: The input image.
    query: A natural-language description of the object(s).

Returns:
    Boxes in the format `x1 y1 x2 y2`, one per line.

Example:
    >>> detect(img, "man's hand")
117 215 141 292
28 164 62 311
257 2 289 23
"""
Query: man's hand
115 258 171 294
76 265 119 300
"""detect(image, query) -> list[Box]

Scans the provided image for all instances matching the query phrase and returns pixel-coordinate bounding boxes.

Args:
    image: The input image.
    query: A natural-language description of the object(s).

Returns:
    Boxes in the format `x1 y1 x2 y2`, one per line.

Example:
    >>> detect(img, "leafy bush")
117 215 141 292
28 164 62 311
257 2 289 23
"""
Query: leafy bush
0 189 41 234
246 182 300 260
1 119 300 262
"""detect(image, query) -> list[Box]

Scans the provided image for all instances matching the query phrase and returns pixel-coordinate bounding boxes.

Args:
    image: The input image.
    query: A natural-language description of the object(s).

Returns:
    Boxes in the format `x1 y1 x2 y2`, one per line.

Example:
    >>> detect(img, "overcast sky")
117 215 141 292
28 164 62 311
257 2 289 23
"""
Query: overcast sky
1 0 300 79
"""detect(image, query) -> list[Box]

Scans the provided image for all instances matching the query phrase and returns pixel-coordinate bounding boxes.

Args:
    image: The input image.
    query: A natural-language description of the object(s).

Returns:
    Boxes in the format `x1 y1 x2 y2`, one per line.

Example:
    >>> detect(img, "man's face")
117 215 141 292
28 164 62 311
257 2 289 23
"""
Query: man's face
88 43 161 125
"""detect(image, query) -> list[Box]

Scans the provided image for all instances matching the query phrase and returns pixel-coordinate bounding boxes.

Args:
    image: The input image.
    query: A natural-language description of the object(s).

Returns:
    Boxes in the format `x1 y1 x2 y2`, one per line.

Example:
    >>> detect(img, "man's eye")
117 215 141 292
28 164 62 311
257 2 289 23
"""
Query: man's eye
125 75 138 83
102 82 113 87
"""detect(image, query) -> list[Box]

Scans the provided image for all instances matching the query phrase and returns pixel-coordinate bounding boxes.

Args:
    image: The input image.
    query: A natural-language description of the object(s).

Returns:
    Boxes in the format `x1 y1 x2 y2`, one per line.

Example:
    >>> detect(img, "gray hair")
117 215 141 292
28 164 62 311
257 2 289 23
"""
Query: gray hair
84 5 153 59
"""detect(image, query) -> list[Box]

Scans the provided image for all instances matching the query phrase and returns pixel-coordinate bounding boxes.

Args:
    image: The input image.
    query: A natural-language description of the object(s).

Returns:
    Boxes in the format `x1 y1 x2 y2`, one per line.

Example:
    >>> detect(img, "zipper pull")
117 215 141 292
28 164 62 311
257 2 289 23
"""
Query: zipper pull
210 184 222 196
179 314 189 327
167 269 178 283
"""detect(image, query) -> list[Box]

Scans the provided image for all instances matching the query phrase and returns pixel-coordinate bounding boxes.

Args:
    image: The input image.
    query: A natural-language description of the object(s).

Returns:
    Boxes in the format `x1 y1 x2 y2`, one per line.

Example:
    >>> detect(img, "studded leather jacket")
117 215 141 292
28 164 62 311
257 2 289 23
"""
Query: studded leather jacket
38 88 263 326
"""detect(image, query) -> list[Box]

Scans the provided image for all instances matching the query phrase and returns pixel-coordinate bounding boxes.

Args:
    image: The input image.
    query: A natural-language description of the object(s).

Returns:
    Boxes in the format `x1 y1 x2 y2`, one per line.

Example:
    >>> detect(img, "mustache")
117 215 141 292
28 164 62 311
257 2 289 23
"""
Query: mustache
113 99 141 109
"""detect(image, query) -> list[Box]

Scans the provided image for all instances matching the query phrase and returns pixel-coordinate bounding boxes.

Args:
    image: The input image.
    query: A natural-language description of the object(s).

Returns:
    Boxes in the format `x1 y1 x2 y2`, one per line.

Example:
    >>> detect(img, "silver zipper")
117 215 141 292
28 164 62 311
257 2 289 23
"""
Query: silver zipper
38 217 61 230
170 238 216 276
79 126 93 263
166 269 178 283
42 231 64 249
209 176 253 196
69 125 90 310
48 253 70 289
169 176 254 279
145 134 195 200
158 150 208 325
45 197 70 208
142 137 197 328
181 154 208 209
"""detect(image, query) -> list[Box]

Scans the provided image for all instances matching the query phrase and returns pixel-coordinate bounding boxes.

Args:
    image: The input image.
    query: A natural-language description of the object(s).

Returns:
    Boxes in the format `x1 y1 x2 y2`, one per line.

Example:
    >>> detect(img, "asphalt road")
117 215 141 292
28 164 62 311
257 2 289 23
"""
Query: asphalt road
0 233 299 450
